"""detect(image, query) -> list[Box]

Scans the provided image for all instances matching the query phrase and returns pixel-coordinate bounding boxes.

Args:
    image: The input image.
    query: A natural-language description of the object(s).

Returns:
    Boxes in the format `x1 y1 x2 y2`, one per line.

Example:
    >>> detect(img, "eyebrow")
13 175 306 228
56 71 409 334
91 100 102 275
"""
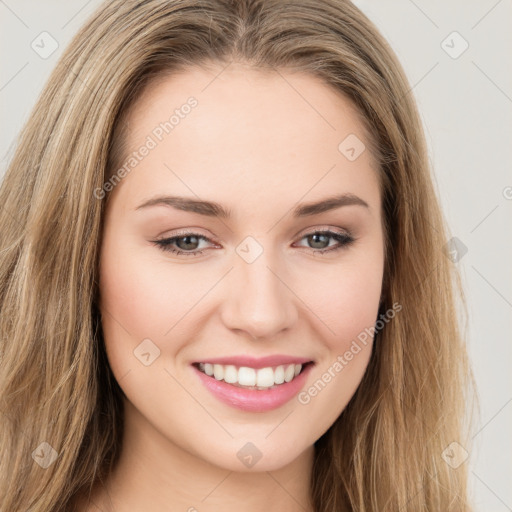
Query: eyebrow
135 193 369 218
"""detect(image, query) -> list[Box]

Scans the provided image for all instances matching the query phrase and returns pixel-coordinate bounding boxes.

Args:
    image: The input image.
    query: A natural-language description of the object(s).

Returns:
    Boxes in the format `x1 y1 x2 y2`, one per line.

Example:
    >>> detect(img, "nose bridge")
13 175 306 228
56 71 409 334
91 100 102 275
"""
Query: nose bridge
220 239 297 339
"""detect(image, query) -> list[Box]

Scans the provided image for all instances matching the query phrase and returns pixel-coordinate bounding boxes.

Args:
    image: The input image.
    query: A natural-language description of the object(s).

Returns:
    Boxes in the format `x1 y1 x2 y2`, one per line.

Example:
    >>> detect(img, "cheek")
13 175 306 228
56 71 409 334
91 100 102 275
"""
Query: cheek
329 264 382 342
98 231 174 379
98 236 219 378
291 244 383 422
100 255 178 335
298 247 384 351
294 262 382 440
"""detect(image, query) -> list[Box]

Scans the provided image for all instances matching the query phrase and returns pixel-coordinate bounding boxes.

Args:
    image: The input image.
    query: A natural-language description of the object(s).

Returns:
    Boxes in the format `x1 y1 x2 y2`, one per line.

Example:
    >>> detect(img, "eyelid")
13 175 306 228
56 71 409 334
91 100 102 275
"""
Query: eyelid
294 225 351 239
159 228 221 245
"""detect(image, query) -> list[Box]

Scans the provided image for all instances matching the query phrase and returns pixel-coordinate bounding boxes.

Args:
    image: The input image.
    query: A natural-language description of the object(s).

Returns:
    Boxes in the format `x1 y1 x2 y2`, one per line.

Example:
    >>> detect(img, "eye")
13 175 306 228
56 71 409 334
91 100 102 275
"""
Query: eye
151 229 355 257
294 229 355 254
152 232 212 257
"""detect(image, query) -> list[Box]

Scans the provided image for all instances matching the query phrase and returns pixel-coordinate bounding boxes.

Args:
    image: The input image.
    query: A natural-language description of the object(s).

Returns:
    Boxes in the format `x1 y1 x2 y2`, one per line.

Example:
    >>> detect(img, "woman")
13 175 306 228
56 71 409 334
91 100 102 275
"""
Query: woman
0 0 475 510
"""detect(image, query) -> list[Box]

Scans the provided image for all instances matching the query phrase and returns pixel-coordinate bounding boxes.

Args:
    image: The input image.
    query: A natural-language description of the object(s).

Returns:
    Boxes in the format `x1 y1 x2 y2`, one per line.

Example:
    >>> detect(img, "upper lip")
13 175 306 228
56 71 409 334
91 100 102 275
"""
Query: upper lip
193 355 314 369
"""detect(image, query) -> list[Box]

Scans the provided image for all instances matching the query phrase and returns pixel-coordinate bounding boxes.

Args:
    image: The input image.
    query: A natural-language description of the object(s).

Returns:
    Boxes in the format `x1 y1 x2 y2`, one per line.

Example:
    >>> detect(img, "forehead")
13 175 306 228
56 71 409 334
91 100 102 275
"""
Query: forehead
126 63 374 152
112 64 381 216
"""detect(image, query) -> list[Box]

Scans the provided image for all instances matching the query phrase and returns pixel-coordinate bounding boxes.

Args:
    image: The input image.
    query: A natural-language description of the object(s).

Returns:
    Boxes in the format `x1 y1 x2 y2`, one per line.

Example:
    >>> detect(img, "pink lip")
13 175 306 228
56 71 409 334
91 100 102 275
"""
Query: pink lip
192 354 313 369
192 362 314 412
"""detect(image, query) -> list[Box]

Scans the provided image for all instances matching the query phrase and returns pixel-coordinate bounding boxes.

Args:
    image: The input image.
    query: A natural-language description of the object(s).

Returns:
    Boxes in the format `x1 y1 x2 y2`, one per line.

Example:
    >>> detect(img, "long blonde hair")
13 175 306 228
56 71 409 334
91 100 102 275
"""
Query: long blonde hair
0 0 476 510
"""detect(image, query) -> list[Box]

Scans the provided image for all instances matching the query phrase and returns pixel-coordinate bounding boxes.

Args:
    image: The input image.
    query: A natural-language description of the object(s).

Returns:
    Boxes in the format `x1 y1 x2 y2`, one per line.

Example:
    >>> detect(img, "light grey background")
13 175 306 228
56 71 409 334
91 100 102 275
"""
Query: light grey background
1 1 511 510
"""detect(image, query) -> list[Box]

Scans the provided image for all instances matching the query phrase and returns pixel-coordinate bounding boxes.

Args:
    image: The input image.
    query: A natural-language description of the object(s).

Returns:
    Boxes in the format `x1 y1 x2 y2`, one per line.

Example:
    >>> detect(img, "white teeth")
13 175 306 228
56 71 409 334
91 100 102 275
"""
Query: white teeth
284 364 295 383
256 367 275 387
238 367 256 386
274 365 285 384
197 362 306 389
213 364 224 380
223 365 238 384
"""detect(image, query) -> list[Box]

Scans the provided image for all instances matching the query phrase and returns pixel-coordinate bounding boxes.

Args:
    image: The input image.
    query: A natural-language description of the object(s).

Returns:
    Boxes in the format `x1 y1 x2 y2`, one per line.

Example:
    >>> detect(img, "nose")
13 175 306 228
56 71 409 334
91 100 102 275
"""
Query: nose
220 250 298 340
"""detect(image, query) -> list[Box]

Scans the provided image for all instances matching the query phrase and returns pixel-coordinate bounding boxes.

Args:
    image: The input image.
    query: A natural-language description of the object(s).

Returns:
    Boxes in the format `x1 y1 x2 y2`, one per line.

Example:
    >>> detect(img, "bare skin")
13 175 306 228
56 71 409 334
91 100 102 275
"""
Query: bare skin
79 62 384 511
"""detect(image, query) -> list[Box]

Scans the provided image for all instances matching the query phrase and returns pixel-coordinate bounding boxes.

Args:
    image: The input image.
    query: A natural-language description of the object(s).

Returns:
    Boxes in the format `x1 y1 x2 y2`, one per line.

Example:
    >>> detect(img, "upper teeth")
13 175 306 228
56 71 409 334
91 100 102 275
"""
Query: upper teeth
198 363 303 389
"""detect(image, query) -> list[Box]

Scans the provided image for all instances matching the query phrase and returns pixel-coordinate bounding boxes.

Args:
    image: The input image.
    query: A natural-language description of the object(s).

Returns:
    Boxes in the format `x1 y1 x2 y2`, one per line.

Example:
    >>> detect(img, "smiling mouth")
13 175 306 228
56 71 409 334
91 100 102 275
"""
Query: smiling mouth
192 361 314 390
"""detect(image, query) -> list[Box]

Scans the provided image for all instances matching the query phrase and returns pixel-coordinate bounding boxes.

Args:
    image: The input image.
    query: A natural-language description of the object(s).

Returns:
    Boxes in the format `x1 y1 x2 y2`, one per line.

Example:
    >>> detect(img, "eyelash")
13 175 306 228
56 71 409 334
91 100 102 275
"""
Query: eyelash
152 229 355 257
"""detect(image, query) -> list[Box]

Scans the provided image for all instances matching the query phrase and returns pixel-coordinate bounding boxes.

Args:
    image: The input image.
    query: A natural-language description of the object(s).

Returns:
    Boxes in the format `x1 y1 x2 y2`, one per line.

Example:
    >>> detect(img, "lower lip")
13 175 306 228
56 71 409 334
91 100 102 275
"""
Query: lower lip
192 363 314 412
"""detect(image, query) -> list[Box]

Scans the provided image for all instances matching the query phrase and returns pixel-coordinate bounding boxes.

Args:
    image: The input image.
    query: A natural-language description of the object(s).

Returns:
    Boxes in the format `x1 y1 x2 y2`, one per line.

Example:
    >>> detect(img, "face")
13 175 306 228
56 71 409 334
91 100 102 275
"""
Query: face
99 63 385 472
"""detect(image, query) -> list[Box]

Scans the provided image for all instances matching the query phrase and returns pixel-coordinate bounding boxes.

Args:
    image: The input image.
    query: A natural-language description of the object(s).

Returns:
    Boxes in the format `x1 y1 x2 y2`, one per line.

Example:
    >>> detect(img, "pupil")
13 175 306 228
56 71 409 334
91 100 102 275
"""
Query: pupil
309 233 328 249
178 236 199 250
